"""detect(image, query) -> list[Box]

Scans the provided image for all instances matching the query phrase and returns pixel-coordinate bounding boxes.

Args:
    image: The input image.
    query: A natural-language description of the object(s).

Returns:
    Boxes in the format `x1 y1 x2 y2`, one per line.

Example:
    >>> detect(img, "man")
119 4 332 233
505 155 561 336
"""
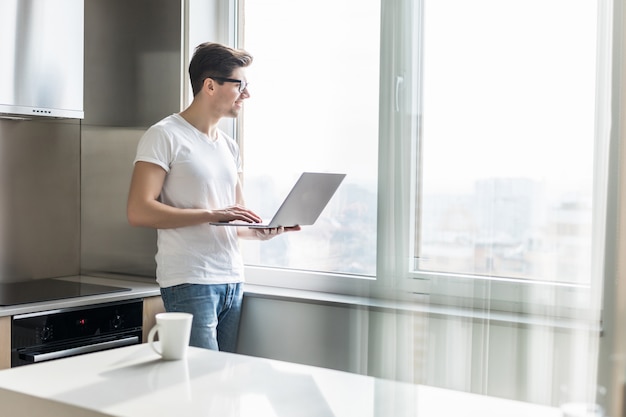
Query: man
127 42 299 352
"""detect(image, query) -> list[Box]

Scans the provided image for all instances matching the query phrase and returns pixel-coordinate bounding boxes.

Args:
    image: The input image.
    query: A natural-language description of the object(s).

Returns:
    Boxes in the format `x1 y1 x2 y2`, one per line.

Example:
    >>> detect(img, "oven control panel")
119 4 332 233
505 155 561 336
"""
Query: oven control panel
11 299 143 367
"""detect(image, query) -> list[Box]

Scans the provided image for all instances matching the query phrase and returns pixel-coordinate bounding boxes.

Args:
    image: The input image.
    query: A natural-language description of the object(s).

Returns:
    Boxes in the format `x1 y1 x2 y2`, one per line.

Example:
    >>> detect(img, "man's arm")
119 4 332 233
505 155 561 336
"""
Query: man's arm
127 161 261 229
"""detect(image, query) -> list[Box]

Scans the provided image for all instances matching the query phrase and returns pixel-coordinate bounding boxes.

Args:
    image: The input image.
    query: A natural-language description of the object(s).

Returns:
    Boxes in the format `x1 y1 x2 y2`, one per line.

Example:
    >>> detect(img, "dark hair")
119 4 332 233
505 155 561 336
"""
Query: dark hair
189 42 253 96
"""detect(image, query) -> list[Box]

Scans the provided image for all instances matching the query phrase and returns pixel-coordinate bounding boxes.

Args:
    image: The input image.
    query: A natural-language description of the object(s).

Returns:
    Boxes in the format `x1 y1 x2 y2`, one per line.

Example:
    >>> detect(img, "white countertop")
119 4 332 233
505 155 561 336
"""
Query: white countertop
0 275 160 317
0 343 563 417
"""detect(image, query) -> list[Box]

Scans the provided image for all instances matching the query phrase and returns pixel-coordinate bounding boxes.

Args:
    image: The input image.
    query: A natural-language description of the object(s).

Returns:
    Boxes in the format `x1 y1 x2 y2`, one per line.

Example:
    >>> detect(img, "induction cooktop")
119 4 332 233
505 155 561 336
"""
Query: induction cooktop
0 278 131 306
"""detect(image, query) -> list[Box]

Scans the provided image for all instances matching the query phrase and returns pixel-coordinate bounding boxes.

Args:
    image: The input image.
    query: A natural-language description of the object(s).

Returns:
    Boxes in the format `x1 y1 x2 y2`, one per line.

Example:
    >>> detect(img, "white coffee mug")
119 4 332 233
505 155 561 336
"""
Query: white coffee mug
147 312 193 360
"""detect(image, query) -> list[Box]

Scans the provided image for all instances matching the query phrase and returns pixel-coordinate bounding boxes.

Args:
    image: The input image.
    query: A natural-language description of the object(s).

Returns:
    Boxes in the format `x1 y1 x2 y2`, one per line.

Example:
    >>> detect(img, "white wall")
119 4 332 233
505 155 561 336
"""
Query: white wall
237 293 599 408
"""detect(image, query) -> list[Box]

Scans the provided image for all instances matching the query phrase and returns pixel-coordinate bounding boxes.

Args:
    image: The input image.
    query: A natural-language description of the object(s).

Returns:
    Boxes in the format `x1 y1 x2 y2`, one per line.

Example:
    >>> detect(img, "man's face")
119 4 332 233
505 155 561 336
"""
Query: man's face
214 67 250 118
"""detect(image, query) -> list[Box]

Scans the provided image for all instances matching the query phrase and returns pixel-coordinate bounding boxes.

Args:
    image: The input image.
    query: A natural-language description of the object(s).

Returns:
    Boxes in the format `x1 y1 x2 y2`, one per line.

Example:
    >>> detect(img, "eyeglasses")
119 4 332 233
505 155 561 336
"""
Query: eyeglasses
209 77 249 93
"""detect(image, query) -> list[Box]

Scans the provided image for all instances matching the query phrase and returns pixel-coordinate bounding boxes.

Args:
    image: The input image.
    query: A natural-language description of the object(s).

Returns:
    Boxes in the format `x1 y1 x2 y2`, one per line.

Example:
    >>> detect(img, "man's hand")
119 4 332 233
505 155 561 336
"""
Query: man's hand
254 225 301 240
211 204 263 224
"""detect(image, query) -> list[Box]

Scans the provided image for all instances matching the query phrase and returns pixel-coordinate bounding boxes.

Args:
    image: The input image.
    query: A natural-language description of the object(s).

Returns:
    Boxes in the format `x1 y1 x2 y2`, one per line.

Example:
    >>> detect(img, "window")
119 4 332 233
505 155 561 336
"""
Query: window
414 0 603 286
239 0 612 314
240 0 380 277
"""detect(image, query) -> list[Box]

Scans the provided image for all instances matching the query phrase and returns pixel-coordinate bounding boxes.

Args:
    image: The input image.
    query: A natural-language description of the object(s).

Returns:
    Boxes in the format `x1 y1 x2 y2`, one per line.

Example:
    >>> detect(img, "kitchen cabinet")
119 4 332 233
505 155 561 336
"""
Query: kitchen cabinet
142 295 165 342
0 277 161 370
84 0 182 127
0 295 163 371
0 316 9 370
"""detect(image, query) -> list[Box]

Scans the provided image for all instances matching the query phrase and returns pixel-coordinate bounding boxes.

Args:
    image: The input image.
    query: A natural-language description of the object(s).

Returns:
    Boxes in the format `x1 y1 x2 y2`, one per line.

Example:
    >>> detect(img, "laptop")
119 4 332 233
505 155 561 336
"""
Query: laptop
210 172 346 229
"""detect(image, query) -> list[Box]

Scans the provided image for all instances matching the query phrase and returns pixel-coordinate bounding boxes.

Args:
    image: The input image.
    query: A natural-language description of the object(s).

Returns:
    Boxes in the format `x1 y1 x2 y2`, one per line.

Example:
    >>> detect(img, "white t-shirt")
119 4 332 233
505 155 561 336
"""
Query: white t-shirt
134 113 244 288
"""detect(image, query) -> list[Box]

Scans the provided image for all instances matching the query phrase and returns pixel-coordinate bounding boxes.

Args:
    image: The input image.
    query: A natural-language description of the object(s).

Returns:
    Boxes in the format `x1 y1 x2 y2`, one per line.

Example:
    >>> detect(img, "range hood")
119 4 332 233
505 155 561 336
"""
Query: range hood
0 0 84 119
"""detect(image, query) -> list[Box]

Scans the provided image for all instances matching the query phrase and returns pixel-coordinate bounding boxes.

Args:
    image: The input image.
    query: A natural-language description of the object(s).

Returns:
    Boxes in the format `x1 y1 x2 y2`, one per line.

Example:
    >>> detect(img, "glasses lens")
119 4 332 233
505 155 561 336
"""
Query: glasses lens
239 81 248 93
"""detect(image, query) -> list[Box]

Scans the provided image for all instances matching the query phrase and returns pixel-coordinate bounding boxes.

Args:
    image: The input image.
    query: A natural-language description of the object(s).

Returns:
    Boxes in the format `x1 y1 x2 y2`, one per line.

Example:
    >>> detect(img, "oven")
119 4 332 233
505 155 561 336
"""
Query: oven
11 299 143 367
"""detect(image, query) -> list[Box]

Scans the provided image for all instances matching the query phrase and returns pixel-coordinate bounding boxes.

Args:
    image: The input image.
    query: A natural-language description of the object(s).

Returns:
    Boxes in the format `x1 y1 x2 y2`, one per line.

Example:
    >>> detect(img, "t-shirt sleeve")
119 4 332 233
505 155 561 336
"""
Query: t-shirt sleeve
133 126 172 172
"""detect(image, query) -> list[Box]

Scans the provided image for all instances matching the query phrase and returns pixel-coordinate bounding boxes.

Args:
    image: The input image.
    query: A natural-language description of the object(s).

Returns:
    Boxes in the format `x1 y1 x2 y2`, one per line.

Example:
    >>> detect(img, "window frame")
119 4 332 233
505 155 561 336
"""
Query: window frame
234 0 615 320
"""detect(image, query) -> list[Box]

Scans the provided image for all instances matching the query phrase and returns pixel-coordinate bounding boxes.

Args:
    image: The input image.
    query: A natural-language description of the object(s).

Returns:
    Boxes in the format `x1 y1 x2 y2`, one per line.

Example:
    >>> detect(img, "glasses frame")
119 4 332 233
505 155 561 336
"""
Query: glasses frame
209 77 249 93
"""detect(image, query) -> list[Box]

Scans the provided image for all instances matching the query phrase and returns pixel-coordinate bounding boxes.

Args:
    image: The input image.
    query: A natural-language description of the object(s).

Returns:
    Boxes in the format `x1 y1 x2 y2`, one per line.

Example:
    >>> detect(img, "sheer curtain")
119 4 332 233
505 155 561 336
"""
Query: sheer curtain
365 0 425 385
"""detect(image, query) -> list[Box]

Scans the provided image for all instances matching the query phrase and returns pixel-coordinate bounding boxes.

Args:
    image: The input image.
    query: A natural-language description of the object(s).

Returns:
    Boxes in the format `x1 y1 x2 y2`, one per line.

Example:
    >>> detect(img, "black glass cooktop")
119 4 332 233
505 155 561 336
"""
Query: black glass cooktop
0 278 131 306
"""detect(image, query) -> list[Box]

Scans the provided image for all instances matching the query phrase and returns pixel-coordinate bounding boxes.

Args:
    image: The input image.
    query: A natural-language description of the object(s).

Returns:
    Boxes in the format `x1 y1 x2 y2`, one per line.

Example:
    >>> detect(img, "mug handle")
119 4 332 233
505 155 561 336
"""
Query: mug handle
147 324 161 356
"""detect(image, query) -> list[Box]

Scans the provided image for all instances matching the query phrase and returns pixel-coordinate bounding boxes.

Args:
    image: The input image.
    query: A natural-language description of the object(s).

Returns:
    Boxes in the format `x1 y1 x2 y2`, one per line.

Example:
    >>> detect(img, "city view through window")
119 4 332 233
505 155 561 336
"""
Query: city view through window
241 0 600 286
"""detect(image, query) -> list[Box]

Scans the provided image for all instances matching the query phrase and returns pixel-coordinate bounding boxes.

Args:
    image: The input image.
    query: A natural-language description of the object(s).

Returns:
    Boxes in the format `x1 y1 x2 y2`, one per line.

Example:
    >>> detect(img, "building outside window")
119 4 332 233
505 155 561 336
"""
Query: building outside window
238 0 610 319
231 0 619 411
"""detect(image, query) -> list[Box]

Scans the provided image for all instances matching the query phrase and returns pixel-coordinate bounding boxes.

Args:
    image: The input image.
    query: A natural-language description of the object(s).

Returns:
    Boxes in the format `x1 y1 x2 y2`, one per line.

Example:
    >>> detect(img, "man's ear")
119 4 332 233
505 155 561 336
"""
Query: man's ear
203 78 215 93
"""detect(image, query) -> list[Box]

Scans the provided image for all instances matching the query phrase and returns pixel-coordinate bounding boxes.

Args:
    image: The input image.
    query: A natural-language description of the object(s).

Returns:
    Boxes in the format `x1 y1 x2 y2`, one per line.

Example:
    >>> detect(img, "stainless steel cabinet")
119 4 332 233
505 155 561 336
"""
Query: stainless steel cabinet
84 0 182 127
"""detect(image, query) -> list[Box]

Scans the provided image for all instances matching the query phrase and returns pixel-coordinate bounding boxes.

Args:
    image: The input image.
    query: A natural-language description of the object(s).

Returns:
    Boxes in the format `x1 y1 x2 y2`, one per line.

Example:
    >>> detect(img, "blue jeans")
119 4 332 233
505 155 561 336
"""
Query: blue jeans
160 282 243 352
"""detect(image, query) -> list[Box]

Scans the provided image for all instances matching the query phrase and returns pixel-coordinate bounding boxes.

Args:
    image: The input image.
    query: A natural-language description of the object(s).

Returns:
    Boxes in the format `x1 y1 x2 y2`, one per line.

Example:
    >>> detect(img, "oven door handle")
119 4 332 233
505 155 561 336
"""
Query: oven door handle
21 336 140 363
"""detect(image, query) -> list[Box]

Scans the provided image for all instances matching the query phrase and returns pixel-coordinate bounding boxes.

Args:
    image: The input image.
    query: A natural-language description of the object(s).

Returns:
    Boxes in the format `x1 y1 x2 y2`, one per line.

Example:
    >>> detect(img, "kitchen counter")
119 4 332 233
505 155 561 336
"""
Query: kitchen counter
0 343 563 417
0 275 160 317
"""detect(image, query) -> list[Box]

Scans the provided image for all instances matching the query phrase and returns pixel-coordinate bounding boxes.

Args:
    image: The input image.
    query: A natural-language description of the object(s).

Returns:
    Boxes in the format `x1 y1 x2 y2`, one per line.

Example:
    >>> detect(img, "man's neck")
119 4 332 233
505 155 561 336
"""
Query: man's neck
179 104 219 139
